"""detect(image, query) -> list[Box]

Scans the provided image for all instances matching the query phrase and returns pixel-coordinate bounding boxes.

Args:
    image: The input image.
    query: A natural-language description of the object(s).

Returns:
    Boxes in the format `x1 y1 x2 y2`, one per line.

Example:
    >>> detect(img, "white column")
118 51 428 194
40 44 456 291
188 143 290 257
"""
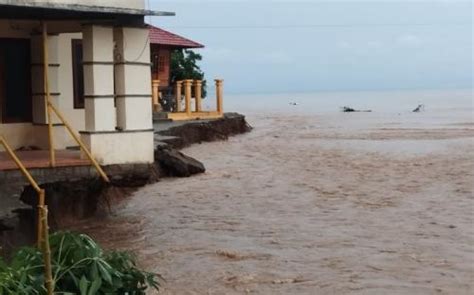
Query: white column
80 26 154 165
114 27 152 131
82 25 116 132
79 25 121 165
102 26 154 165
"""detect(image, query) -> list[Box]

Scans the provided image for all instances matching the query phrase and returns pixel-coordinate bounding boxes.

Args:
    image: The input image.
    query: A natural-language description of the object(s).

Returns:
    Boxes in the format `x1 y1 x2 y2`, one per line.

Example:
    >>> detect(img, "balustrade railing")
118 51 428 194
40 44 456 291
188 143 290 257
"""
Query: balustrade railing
151 79 224 120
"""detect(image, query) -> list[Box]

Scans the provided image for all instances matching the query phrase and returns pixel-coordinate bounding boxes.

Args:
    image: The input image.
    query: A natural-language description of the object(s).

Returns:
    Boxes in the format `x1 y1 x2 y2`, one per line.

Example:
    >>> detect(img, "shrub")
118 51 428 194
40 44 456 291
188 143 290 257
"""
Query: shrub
0 231 160 294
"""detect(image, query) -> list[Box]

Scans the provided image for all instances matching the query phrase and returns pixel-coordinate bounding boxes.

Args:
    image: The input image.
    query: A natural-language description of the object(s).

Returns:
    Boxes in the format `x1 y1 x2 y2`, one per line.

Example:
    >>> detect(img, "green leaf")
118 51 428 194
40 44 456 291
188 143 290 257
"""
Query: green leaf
90 262 99 281
67 270 80 289
88 278 102 295
79 276 89 295
97 261 113 285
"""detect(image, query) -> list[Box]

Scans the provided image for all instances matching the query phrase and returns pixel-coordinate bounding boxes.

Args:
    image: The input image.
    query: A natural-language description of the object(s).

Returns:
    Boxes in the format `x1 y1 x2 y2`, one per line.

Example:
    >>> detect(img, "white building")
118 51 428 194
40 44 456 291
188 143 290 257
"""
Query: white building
0 0 173 165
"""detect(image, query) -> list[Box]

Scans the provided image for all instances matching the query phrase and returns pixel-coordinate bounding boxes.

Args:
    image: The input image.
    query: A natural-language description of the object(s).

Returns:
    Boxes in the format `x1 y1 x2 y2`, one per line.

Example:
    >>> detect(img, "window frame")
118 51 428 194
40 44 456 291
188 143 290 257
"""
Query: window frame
71 39 84 109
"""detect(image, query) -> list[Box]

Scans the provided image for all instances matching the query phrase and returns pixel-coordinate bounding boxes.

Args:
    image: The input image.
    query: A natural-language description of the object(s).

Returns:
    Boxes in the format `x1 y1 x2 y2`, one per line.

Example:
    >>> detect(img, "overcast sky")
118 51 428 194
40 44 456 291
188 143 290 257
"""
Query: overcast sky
148 1 472 94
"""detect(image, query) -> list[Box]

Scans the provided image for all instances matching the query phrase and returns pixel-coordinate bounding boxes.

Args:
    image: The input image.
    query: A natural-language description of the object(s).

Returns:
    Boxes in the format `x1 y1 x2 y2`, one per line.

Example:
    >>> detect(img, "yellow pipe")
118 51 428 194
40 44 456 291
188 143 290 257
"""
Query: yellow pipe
47 102 110 183
37 189 46 248
42 22 55 167
0 136 42 193
41 206 54 294
0 136 52 294
0 136 44 246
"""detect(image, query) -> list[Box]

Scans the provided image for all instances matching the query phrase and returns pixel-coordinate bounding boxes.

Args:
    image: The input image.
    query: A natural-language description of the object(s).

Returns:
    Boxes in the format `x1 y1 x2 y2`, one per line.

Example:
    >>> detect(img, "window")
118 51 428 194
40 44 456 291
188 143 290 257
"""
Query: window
71 39 84 109
152 51 167 73
159 55 166 73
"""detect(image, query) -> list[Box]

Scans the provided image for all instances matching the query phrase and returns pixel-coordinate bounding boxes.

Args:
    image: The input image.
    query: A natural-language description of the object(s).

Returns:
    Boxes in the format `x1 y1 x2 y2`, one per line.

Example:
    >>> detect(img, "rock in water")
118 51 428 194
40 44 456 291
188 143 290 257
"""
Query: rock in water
155 147 205 177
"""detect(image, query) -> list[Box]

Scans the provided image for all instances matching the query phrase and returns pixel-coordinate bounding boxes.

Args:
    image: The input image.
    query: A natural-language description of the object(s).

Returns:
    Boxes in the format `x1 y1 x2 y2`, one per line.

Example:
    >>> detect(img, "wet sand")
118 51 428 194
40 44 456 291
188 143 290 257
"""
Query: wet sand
77 110 474 294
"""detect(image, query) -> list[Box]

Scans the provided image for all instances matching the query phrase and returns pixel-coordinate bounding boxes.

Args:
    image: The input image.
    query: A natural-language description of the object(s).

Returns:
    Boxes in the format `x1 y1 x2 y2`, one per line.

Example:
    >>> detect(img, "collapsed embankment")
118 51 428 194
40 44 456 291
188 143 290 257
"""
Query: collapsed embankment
156 112 252 149
0 113 251 256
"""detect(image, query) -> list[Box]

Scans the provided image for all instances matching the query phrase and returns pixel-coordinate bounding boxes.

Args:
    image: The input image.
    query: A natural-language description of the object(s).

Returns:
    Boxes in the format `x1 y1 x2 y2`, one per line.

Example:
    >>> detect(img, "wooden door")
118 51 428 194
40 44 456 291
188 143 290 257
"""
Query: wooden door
0 38 32 123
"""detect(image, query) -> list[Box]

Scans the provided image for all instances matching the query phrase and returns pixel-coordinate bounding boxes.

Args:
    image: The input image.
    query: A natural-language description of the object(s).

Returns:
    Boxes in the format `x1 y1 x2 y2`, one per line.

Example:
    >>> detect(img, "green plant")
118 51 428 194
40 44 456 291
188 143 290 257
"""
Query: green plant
0 248 45 294
171 49 207 97
0 232 160 295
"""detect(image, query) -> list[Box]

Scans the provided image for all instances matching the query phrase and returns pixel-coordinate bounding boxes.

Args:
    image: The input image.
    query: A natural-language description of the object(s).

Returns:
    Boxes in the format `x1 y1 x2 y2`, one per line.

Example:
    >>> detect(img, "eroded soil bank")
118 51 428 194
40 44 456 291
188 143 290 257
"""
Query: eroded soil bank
0 113 251 256
73 111 473 295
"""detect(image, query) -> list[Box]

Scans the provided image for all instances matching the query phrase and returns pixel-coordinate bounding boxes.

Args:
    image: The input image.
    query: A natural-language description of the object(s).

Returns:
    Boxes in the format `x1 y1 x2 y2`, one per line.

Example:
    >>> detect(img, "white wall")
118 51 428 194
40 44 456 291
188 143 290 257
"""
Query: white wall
58 33 85 135
82 132 154 165
0 0 146 9
0 124 34 150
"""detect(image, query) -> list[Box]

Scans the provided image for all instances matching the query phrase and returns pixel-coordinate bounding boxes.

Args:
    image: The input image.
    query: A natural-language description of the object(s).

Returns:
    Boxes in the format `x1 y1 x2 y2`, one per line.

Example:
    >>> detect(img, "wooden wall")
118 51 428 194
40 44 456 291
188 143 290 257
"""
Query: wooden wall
151 45 171 87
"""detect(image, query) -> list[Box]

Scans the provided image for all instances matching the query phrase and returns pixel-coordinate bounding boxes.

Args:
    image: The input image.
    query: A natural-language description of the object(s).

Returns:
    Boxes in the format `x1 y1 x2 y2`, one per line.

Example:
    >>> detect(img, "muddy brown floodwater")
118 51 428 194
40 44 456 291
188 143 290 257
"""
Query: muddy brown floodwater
75 111 474 295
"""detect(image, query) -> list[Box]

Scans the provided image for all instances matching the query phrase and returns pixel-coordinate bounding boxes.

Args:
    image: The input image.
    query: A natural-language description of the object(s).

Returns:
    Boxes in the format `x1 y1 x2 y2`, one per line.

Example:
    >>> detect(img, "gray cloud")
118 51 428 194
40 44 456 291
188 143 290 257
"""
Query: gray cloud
150 1 473 93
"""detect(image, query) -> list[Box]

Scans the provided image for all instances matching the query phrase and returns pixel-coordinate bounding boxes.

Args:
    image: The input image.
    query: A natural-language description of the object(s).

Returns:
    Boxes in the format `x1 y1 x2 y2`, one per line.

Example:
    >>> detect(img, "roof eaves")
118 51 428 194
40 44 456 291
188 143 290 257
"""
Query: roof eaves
148 25 204 48
0 2 175 16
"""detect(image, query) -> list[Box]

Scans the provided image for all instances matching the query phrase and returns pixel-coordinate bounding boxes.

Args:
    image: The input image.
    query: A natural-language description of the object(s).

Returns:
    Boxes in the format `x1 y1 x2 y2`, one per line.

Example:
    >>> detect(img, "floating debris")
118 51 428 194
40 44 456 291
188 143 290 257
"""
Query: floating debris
216 249 240 260
272 278 307 284
341 106 372 112
413 104 425 112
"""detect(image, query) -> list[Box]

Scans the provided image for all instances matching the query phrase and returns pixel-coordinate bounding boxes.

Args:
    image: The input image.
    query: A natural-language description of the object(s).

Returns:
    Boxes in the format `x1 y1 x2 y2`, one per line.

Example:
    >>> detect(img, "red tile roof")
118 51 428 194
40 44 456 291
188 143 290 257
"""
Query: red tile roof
148 25 204 49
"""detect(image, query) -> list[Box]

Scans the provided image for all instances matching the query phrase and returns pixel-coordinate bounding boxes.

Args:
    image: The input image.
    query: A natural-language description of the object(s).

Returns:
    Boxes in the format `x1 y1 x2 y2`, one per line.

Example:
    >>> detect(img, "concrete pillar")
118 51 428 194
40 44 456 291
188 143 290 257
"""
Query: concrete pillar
184 80 193 116
82 25 116 132
114 27 152 131
175 81 183 112
194 80 202 112
215 79 224 114
103 26 154 164
79 25 120 165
